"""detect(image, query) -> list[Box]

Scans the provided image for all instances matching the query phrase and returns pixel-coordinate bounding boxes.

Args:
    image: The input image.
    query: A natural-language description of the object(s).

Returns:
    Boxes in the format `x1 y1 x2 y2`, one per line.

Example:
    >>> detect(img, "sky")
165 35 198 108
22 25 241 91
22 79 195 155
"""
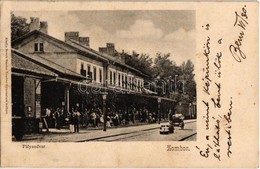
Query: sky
13 10 196 65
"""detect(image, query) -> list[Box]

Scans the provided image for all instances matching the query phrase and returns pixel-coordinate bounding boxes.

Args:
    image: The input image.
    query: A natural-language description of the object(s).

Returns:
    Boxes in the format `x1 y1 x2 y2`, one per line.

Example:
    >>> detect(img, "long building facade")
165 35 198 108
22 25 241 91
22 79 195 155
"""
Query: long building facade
11 17 195 134
12 17 151 111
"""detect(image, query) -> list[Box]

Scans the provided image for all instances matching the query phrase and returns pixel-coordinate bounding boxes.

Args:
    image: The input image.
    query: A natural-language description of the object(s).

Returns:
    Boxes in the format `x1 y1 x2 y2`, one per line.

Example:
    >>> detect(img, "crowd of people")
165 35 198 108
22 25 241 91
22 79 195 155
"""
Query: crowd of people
44 106 162 133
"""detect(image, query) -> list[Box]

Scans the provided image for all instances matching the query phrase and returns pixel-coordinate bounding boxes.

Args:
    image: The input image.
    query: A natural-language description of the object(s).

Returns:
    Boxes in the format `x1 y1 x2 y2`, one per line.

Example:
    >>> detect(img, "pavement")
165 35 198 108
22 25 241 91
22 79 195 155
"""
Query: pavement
14 119 197 142
92 121 197 141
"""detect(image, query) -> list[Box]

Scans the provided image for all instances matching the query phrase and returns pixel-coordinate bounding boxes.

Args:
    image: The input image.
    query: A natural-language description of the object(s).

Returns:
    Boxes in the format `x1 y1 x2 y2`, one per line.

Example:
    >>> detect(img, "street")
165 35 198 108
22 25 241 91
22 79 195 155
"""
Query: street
16 119 196 142
89 120 196 141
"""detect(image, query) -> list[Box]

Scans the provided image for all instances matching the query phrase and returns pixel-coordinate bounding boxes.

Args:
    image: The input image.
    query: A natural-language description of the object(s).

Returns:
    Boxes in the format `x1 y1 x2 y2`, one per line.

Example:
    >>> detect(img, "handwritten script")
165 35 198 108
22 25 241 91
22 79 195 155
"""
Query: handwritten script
195 6 248 161
229 5 249 63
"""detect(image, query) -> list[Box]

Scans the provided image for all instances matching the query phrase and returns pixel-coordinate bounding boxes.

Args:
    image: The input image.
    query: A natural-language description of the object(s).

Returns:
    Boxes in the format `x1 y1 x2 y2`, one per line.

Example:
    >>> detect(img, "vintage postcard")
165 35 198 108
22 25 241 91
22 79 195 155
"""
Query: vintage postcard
0 1 258 168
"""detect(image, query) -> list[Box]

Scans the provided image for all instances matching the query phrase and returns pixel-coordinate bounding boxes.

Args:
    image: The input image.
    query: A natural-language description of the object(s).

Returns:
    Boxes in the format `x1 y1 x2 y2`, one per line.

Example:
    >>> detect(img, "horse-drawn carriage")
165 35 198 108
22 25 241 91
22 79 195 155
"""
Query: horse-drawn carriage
171 114 185 129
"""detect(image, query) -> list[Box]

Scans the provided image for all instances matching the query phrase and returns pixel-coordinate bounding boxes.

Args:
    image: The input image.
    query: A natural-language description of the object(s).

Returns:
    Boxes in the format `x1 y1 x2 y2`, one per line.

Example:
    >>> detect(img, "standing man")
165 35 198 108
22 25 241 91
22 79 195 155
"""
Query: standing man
68 108 74 133
74 108 80 133
168 111 173 123
82 108 89 128
55 108 61 130
168 111 174 133
90 110 97 128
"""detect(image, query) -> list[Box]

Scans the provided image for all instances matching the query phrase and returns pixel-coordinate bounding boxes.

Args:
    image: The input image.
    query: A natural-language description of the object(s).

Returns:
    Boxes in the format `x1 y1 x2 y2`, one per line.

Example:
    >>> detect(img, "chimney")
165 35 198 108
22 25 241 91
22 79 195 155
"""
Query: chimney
64 32 79 42
79 37 90 47
107 43 114 49
121 50 126 63
29 17 40 32
114 50 125 64
99 47 107 53
106 43 115 56
39 21 48 34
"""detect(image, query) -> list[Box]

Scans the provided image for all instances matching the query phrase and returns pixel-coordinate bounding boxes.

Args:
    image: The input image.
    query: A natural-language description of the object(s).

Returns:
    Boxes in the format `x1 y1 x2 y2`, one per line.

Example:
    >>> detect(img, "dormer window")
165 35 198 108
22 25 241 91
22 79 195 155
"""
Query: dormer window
34 43 44 52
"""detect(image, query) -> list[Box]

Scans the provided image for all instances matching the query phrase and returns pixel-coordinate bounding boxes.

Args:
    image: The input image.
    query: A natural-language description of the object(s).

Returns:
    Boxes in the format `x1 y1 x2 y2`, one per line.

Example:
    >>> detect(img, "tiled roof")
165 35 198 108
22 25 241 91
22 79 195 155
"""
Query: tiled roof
12 30 147 77
12 50 58 77
12 49 85 80
66 40 109 62
12 30 108 63
67 40 147 76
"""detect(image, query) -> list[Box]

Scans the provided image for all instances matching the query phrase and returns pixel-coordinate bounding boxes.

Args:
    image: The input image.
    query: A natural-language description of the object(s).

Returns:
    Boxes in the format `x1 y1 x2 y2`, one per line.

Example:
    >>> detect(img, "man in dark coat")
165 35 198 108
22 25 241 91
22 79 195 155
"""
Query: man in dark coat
73 108 80 133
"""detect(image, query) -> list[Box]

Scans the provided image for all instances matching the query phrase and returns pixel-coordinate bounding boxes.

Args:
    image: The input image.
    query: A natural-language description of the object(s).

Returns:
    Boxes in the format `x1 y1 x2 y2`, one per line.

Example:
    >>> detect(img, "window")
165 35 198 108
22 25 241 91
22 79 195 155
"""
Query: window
137 80 140 92
131 77 134 89
99 68 102 83
87 65 91 73
122 74 124 88
34 43 38 52
87 65 92 79
39 43 44 51
134 79 137 90
118 73 121 86
93 67 97 82
125 76 127 89
81 63 84 70
109 70 112 85
129 77 132 89
80 63 86 77
113 72 116 85
34 43 44 52
128 76 131 89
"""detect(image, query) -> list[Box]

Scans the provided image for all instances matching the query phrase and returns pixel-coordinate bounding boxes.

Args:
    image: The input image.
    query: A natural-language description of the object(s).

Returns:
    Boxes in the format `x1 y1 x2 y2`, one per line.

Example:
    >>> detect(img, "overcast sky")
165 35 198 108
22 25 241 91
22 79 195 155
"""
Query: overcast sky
14 10 195 65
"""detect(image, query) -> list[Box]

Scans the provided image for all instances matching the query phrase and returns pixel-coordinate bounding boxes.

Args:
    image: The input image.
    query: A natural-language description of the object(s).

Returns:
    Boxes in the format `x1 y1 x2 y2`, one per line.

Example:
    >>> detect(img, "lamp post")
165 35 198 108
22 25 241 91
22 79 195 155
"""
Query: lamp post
170 79 174 93
102 92 108 131
189 103 192 119
167 76 173 93
175 75 178 94
181 80 185 94
158 98 161 124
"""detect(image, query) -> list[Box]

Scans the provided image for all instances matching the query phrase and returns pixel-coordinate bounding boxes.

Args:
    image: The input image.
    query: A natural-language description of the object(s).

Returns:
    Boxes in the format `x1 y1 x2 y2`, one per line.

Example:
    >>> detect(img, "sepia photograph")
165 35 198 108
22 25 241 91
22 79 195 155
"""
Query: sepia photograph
11 10 197 142
1 1 258 168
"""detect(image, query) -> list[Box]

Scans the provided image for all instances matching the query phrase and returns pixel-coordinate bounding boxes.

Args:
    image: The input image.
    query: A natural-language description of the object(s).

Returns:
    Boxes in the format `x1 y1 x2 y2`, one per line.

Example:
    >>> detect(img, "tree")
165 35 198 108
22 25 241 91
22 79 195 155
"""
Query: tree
125 51 153 77
151 53 181 96
179 59 196 102
122 51 196 103
152 53 180 79
11 13 30 41
180 59 195 80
